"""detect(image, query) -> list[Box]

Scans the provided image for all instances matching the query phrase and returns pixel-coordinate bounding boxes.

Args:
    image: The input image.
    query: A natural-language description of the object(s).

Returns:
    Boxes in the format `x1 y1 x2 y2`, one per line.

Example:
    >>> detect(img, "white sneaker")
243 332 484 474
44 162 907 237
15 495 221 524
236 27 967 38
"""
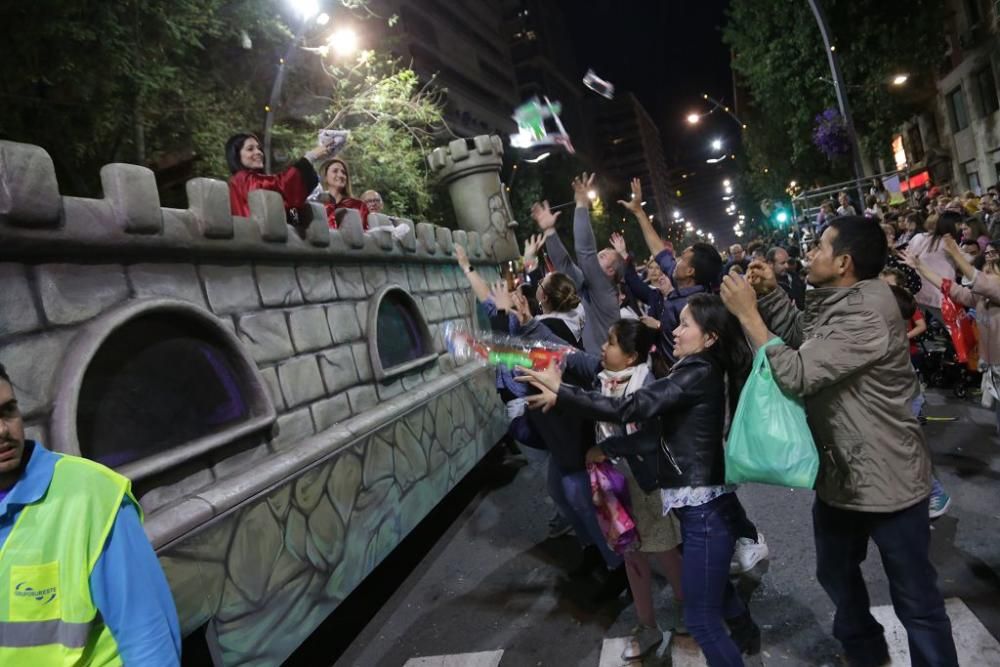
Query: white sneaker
730 531 769 575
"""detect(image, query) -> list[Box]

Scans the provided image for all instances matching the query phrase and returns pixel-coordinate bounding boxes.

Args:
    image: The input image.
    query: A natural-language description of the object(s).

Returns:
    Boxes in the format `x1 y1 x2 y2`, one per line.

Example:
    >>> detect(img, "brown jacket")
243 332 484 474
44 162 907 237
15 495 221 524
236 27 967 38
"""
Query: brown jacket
757 280 931 512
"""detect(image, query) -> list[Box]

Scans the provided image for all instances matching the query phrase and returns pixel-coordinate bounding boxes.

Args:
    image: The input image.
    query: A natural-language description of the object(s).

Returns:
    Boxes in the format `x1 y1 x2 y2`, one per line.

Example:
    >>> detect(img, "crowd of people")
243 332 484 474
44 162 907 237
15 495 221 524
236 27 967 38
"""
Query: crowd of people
452 170 993 665
4 128 993 665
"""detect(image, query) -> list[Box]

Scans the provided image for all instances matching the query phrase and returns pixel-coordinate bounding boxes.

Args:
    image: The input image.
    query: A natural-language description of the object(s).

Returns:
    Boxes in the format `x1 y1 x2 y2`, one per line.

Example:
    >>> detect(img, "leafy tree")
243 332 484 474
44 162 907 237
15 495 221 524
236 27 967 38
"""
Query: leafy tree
0 0 294 197
272 51 454 222
722 0 946 203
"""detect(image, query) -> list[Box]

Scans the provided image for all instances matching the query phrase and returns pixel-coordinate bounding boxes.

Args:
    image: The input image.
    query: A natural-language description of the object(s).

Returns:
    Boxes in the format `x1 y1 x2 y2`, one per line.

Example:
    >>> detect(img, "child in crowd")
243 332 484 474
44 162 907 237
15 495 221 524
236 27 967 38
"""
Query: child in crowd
562 320 685 660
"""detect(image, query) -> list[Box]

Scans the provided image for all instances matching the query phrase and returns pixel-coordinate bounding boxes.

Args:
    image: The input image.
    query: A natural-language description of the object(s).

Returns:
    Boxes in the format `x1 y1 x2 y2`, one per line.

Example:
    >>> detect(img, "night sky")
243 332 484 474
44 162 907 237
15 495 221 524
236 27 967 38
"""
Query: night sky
558 0 738 241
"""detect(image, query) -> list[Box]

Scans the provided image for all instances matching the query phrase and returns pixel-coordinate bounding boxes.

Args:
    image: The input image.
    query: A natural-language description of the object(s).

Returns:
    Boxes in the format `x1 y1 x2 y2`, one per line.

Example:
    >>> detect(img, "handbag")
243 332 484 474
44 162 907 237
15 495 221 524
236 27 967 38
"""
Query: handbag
939 278 978 366
725 338 819 489
587 461 639 554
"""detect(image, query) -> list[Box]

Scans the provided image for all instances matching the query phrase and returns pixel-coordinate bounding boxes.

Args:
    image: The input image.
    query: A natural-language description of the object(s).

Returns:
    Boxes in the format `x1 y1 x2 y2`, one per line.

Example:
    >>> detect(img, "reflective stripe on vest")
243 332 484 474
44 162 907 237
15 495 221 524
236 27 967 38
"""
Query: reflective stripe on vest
0 619 91 648
0 453 137 663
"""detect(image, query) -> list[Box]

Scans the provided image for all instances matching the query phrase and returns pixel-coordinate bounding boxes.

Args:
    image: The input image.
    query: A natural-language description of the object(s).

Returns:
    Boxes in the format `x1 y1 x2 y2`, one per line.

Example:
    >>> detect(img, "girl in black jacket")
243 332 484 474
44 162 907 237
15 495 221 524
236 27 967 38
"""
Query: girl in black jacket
517 294 760 666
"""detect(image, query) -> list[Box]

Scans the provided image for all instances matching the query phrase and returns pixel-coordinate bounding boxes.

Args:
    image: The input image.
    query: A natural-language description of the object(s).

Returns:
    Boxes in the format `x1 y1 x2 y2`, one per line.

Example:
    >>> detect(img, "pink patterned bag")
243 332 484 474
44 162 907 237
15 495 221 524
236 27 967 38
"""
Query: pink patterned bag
588 461 639 554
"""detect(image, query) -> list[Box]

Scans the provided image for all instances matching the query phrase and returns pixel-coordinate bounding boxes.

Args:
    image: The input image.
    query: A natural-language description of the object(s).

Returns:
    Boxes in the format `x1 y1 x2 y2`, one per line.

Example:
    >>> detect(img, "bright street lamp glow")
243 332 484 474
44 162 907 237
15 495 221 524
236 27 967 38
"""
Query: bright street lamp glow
725 186 733 194
328 27 359 56
892 73 909 86
288 0 319 20
587 190 597 200
711 138 723 151
316 12 330 25
673 210 681 219
723 179 731 187
686 113 701 124
776 211 789 224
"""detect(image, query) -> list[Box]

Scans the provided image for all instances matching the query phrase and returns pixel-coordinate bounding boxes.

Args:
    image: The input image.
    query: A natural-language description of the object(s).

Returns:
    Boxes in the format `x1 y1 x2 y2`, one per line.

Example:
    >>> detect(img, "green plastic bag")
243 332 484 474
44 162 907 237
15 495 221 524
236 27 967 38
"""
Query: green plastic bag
725 338 819 489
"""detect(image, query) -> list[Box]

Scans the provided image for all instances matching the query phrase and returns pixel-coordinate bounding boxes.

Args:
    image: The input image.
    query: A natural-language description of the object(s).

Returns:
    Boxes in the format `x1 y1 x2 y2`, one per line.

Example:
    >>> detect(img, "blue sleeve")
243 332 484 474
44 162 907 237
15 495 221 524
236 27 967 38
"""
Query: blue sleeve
623 260 655 305
91 501 181 667
565 350 603 380
654 248 676 278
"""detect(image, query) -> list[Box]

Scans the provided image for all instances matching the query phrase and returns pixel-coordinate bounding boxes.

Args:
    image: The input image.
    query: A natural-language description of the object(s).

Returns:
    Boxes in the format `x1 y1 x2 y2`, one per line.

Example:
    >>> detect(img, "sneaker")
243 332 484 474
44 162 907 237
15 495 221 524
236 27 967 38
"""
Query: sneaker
620 624 664 661
730 532 769 575
929 489 952 519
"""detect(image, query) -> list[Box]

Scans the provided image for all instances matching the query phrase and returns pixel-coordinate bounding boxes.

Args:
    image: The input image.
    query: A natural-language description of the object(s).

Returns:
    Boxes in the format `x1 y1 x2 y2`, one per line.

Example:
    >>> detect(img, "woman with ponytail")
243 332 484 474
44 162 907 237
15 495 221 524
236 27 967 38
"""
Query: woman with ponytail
517 294 761 666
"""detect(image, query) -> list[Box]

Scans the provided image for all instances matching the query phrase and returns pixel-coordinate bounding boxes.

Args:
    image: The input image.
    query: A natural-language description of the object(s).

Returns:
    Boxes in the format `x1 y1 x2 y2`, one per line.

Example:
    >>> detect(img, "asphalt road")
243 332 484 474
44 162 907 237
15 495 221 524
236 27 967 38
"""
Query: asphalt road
282 388 1000 667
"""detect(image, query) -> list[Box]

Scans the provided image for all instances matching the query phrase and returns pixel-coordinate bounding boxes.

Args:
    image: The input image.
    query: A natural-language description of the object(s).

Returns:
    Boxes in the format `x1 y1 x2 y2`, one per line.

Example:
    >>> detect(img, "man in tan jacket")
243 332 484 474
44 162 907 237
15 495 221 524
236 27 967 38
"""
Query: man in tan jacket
721 217 958 667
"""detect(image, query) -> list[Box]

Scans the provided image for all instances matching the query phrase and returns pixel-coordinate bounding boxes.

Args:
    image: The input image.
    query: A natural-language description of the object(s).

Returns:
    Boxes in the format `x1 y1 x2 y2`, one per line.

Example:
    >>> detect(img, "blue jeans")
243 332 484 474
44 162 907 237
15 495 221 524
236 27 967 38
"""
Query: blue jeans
674 493 748 666
546 460 622 569
813 498 957 667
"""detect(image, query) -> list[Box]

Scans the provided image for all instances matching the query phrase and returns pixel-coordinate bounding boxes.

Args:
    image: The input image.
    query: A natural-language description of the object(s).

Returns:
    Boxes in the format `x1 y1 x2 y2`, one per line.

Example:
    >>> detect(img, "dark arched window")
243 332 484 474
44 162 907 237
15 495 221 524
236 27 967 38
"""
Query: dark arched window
77 314 251 468
368 285 436 380
52 299 275 481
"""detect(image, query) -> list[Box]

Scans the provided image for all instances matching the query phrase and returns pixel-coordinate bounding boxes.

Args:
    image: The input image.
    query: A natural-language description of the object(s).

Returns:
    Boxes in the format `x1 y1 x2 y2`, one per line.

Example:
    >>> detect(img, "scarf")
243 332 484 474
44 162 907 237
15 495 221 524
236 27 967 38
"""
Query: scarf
595 363 650 443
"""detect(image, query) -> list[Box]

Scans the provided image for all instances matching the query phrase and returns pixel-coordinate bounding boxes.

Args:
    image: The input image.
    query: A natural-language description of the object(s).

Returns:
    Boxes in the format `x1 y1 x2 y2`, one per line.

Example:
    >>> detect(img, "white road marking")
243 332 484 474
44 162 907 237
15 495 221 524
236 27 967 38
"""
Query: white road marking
870 597 1000 665
403 649 504 667
597 598 998 666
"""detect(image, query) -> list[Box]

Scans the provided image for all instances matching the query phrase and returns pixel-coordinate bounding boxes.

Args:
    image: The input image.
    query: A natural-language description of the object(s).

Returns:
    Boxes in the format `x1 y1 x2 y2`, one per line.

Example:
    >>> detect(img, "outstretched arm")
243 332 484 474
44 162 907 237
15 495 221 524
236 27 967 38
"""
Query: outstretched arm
533 201 585 287
617 177 665 256
455 244 491 303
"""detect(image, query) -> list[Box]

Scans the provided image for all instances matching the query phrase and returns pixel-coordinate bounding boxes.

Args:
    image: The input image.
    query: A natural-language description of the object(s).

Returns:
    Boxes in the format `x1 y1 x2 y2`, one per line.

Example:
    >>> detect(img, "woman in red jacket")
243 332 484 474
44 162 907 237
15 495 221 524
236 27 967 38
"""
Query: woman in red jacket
225 133 328 219
314 158 370 230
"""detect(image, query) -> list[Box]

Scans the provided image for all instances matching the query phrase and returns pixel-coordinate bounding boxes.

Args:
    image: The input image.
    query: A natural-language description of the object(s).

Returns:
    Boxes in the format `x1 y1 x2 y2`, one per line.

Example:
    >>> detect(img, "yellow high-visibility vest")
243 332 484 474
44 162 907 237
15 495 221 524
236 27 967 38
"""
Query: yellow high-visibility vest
0 453 138 666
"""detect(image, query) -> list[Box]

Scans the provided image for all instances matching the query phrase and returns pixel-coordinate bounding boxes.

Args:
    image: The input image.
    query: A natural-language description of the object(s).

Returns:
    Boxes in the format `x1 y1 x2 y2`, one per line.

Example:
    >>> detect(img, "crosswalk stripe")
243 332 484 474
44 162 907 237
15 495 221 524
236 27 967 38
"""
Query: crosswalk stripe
871 597 1000 665
598 598 996 666
403 649 504 667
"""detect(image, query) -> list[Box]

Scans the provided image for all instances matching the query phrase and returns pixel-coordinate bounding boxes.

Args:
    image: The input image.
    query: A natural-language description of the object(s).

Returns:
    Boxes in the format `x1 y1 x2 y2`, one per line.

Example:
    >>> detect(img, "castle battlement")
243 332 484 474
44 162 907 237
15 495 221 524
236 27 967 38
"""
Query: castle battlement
0 135 513 665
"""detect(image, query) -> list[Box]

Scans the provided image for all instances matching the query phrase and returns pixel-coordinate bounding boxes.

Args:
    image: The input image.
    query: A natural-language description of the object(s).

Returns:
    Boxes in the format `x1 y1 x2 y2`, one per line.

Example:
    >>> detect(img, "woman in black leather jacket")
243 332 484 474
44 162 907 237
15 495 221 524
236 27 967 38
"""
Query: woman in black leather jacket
518 294 759 666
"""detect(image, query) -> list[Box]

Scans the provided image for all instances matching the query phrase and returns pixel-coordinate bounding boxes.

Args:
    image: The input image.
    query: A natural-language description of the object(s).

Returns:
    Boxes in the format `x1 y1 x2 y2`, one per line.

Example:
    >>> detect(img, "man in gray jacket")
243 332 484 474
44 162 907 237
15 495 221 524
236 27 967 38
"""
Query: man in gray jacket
720 217 957 667
530 173 622 355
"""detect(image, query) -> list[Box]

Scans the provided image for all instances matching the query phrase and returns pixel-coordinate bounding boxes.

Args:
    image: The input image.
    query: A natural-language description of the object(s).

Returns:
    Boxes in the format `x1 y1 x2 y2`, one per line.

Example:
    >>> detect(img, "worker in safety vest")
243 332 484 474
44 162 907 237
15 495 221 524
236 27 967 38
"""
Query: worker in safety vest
0 362 180 665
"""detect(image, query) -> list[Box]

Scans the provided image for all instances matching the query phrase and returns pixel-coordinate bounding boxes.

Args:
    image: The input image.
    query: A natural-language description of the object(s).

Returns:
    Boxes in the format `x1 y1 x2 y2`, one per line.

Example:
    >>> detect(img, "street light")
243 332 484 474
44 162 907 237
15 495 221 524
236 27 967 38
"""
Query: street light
587 190 598 201
723 179 731 187
891 73 909 86
686 113 701 125
673 210 681 219
711 138 723 152
328 27 359 57
316 12 330 25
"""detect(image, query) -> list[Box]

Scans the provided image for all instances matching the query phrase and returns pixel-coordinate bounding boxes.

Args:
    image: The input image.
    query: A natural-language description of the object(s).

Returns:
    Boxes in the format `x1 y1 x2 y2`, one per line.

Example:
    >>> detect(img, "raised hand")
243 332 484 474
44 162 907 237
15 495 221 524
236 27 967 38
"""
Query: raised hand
616 177 644 216
640 314 661 331
746 259 778 296
654 272 673 296
511 290 533 325
941 235 961 258
720 273 760 321
514 359 564 395
523 233 545 268
610 231 628 259
530 201 561 232
571 172 596 208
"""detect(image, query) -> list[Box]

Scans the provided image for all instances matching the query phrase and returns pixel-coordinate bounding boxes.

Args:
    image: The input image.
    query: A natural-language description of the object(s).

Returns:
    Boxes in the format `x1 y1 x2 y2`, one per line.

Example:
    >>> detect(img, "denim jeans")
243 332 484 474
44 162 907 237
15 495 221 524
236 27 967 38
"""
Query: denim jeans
674 493 748 666
813 498 958 667
546 460 622 569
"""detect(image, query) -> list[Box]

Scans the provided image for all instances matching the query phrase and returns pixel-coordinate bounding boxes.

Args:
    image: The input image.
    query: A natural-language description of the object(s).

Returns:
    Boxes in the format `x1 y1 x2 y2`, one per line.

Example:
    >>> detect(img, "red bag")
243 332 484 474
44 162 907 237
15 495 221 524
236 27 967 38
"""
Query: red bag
939 279 978 364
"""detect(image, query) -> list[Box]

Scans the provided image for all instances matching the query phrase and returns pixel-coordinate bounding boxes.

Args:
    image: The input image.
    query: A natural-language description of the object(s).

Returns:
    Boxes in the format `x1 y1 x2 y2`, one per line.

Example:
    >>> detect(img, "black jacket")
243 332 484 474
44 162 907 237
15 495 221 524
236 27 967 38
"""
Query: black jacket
556 353 728 489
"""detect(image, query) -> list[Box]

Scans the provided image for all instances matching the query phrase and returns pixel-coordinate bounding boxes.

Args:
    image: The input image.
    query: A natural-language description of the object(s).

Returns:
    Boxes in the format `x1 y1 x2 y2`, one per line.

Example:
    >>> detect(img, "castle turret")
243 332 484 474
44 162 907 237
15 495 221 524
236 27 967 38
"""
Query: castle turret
427 135 520 262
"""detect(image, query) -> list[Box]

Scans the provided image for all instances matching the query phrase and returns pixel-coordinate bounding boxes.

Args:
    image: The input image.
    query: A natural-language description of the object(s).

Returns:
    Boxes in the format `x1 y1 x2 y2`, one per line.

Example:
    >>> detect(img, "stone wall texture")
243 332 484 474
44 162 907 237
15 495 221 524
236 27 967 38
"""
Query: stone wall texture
0 136 513 666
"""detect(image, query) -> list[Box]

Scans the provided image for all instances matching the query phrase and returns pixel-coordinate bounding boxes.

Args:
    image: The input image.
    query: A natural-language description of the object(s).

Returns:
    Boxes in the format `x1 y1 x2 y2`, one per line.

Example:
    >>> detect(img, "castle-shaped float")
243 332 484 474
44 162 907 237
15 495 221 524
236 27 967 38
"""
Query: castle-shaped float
0 135 519 665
